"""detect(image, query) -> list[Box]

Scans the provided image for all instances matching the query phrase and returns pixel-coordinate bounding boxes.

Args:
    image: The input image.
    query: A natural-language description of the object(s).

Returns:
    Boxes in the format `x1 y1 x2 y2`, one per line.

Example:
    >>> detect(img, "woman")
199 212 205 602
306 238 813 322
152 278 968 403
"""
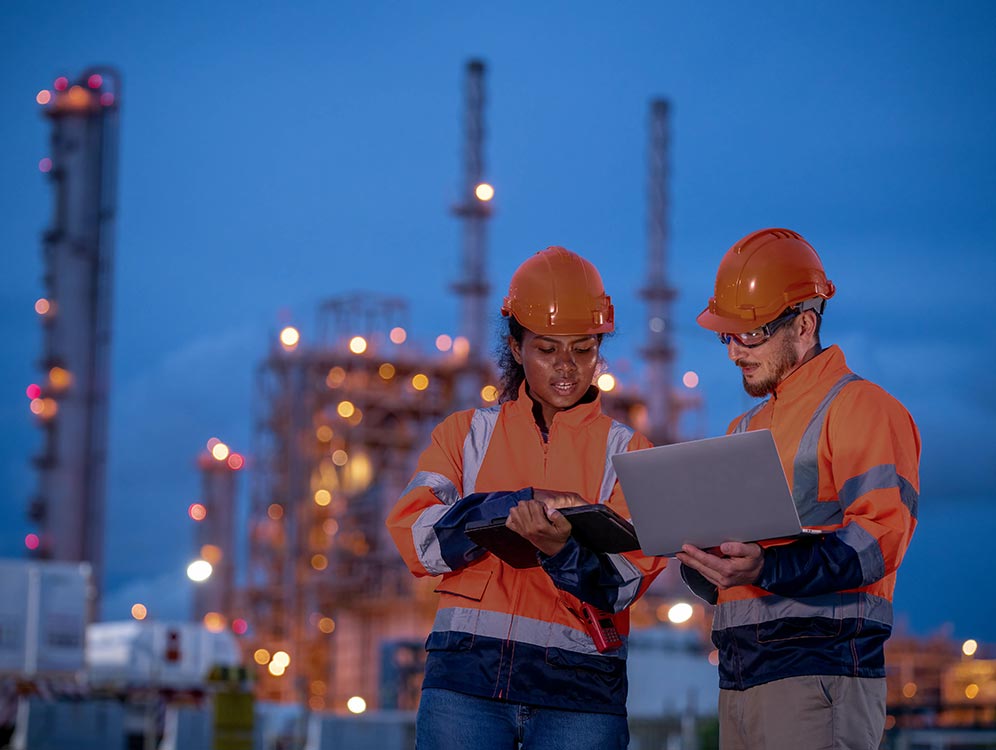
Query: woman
386 246 665 749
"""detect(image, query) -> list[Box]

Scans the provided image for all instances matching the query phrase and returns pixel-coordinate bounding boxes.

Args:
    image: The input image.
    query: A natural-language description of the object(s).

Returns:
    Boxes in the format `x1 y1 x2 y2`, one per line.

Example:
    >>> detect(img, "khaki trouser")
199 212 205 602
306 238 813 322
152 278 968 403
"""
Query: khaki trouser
719 675 886 750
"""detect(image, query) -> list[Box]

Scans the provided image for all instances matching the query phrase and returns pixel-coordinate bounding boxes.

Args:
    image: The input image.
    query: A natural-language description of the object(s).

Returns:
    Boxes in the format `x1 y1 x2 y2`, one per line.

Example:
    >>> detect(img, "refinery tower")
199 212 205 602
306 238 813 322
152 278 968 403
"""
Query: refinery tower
28 69 121 619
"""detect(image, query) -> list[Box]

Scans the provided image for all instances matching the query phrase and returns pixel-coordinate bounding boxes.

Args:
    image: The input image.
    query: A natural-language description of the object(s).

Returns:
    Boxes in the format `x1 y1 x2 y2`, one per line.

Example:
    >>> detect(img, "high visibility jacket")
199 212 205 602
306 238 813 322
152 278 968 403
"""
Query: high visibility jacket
386 383 667 714
683 345 920 690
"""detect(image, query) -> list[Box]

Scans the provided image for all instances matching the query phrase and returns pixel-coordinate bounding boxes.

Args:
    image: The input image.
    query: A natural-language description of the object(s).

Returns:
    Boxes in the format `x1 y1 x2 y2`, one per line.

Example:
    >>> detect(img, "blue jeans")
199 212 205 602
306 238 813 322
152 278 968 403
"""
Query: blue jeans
416 688 629 750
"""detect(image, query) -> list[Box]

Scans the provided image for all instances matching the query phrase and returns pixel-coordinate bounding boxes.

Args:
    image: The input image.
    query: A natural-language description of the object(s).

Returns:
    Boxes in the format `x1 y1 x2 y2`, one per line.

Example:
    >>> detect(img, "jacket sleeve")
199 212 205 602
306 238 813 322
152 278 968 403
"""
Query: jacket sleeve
540 431 668 613
385 411 528 577
756 382 921 597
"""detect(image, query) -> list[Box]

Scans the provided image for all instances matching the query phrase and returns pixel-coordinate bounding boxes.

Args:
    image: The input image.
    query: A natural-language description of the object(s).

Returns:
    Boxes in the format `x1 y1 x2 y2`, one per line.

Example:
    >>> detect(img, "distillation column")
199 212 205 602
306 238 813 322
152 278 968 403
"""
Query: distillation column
29 69 121 618
640 99 679 446
450 59 493 406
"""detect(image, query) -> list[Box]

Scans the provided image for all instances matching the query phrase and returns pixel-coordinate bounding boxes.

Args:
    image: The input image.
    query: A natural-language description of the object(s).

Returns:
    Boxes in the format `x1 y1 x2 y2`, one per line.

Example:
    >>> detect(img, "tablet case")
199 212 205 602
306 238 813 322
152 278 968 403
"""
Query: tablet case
464 504 640 568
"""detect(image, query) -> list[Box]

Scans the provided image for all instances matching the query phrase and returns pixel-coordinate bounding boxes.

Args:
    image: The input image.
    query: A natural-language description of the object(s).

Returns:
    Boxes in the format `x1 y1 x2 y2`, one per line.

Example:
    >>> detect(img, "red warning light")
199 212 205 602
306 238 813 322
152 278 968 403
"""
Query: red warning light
232 618 248 635
26 384 42 399
87 74 103 89
39 158 53 173
25 533 40 551
188 503 207 521
227 453 245 471
54 77 69 92
100 92 115 107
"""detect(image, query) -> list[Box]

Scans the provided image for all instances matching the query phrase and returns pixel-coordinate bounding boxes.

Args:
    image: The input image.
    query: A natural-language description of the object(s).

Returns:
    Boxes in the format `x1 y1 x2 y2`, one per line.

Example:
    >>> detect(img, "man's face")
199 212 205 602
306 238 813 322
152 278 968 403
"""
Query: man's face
727 323 801 397
510 330 600 426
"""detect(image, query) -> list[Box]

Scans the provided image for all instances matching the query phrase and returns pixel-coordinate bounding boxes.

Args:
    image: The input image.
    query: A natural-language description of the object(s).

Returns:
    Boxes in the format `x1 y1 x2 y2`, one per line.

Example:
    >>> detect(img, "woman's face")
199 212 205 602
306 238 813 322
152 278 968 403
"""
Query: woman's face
509 329 600 427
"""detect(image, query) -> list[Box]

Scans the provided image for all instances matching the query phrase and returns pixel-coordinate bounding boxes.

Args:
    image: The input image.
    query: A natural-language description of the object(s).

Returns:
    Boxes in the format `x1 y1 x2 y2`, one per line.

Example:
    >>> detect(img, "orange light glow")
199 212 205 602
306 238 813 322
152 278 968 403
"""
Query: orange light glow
435 334 452 352
481 385 498 402
36 90 52 105
336 401 355 419
203 612 226 633
318 617 336 634
34 298 51 315
311 554 328 571
131 603 148 621
253 648 270 665
316 425 333 442
188 503 207 521
323 519 339 535
412 373 429 391
314 489 331 506
475 183 495 201
200 544 223 564
48 366 72 391
326 366 346 388
331 450 348 467
349 336 368 354
267 503 284 520
37 398 58 419
389 327 407 344
378 363 395 380
452 336 470 358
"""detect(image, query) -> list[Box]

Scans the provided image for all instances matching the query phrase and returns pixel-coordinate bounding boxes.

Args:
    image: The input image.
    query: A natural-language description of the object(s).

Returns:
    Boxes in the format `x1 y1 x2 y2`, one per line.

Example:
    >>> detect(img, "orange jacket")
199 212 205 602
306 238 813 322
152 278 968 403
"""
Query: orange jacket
684 345 920 689
386 383 666 713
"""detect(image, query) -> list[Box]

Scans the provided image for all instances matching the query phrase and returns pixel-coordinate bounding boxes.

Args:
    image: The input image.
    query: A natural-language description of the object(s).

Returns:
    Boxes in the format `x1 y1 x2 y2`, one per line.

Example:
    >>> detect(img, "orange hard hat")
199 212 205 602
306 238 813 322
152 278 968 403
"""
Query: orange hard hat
697 228 835 334
501 246 614 335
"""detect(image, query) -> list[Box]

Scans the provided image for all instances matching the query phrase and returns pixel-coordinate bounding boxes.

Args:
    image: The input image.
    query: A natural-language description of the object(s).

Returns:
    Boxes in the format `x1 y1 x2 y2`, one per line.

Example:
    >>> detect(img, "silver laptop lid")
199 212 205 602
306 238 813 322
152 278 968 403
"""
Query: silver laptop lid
610 429 803 557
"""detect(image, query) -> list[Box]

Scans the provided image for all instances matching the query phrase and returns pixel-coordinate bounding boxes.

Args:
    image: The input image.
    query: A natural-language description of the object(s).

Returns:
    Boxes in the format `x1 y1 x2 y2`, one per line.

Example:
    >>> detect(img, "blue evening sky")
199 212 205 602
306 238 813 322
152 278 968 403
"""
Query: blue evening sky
1 1 994 643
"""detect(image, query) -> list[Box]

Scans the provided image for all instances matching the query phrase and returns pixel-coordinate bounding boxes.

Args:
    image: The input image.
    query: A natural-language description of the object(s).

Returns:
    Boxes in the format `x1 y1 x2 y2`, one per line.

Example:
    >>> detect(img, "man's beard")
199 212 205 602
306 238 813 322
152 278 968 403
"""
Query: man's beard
739 334 800 398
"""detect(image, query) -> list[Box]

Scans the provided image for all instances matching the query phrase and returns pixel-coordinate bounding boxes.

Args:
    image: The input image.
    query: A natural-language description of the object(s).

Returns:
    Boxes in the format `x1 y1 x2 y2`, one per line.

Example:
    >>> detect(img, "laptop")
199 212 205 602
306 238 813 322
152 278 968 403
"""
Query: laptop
610 429 809 557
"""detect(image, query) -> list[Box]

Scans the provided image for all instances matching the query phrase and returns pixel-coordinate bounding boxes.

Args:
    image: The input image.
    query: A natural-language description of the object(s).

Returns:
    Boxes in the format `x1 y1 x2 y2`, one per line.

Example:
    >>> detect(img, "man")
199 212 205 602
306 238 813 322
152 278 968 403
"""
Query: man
677 228 920 750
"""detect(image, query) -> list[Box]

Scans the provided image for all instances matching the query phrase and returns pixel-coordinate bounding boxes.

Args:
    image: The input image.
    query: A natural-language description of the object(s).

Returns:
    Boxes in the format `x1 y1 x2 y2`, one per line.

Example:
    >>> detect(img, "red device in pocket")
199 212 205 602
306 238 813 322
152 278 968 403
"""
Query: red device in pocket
581 603 623 653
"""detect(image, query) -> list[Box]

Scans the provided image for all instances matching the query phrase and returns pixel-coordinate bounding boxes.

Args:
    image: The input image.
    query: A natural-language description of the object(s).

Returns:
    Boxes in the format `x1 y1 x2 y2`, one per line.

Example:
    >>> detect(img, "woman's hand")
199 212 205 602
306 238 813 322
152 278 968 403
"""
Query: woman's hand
506 500 573 557
531 488 588 510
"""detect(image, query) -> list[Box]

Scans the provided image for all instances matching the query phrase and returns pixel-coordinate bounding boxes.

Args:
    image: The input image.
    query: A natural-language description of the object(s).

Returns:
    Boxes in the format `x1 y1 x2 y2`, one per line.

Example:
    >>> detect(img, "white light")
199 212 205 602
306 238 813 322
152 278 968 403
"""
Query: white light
347 696 367 714
280 326 300 350
963 639 979 657
682 371 700 389
475 183 495 201
596 373 616 392
187 559 213 582
667 602 694 624
649 317 665 333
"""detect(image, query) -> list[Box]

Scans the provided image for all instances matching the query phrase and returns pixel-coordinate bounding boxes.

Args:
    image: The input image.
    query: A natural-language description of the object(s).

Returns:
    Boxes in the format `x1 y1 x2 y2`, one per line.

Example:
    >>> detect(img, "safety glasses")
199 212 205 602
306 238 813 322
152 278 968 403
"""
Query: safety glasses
718 308 799 348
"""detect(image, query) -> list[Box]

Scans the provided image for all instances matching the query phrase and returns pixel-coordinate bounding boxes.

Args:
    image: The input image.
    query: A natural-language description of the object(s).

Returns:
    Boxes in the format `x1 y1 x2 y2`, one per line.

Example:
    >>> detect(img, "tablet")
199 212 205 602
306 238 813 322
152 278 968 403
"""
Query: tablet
465 504 640 569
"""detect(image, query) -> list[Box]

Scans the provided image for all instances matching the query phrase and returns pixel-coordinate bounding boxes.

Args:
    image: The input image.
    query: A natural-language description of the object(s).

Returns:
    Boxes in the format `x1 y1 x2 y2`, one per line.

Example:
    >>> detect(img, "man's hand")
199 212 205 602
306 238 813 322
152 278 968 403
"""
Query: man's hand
506 500 573 557
675 542 764 589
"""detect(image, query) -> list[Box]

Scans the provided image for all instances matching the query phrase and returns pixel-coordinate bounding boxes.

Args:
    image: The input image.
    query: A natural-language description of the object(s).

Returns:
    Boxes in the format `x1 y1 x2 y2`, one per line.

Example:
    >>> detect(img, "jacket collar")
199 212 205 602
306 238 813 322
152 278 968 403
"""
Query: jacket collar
772 344 850 401
505 380 604 429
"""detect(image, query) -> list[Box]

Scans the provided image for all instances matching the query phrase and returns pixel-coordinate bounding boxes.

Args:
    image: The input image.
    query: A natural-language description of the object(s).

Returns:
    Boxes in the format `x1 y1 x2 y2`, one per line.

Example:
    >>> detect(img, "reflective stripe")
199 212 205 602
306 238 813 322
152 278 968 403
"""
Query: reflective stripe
432 606 627 658
839 463 919 520
732 402 767 434
838 521 885 585
606 553 642 610
403 471 461 505
600 421 635 504
412 504 454 574
462 406 501 496
713 591 893 630
792 373 863 525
